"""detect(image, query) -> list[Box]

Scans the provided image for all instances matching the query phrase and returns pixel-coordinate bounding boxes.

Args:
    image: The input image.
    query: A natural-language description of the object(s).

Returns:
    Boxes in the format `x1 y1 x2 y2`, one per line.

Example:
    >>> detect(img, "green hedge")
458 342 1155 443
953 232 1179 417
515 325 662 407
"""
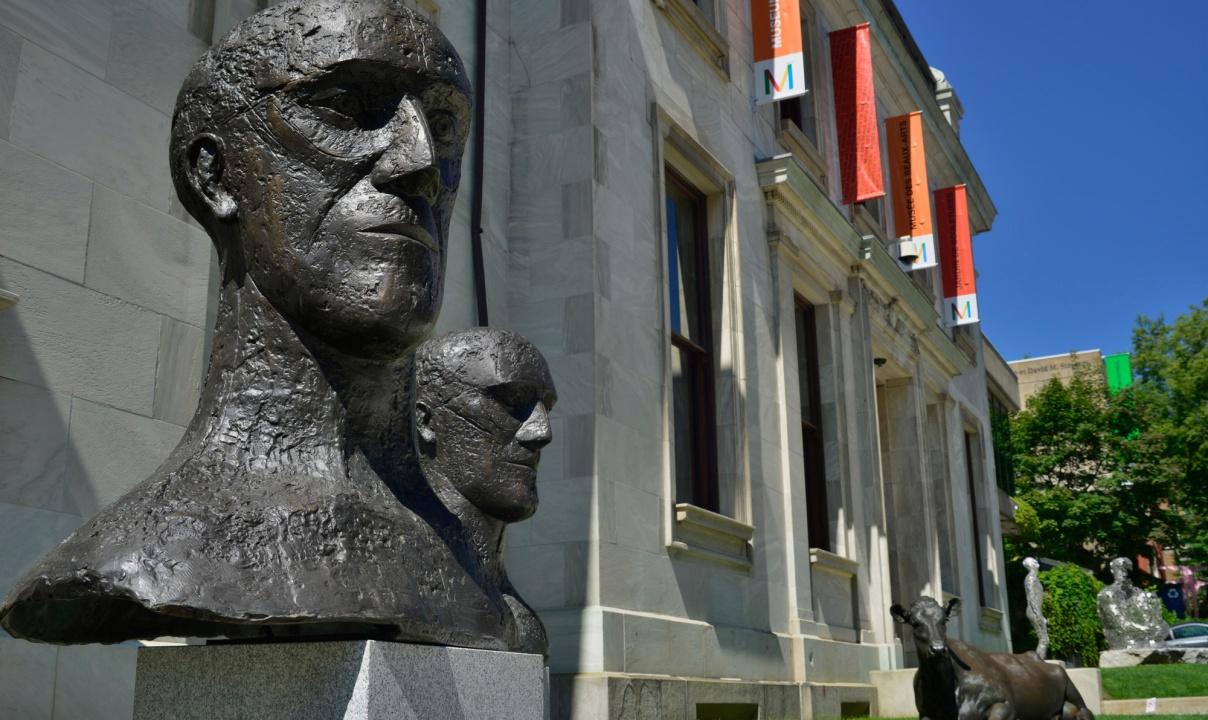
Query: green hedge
1040 563 1106 666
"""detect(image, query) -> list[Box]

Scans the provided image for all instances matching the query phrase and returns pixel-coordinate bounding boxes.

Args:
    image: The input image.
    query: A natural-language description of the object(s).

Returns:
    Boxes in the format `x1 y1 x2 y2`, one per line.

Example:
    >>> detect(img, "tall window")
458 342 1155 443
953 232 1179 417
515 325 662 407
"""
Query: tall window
964 432 987 608
667 169 719 511
795 297 830 551
778 4 821 147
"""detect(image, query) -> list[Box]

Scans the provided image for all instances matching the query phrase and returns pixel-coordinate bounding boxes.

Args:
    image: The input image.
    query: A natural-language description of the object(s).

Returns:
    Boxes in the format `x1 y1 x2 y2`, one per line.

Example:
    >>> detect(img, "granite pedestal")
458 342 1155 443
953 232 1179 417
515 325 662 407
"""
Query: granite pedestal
133 640 546 720
1099 647 1208 668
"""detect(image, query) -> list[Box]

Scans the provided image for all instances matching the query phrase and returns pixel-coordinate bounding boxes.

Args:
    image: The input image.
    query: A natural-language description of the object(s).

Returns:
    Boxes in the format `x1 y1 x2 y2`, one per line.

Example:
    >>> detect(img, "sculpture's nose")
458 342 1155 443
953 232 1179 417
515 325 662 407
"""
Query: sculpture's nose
516 402 552 451
371 96 441 204
931 643 947 655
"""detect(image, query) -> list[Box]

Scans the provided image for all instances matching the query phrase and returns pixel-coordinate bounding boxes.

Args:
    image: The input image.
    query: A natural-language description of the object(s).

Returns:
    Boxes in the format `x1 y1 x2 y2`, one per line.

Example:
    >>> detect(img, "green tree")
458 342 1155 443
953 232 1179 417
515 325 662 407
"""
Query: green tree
1010 365 1178 570
1131 299 1208 569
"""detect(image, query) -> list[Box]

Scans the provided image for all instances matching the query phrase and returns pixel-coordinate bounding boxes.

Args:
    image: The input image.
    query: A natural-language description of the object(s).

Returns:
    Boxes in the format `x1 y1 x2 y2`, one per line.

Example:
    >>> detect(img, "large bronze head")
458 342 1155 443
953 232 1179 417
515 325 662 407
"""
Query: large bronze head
170 0 471 358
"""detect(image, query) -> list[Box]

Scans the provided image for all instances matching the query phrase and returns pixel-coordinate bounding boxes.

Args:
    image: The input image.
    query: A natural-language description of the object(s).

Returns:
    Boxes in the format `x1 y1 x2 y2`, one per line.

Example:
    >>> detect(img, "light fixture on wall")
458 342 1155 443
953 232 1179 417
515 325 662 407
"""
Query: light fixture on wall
896 237 920 264
873 357 888 368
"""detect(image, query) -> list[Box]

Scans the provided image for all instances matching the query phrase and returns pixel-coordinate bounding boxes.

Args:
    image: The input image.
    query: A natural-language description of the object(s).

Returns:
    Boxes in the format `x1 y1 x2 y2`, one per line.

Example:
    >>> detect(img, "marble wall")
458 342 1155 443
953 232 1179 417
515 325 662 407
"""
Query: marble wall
0 2 221 717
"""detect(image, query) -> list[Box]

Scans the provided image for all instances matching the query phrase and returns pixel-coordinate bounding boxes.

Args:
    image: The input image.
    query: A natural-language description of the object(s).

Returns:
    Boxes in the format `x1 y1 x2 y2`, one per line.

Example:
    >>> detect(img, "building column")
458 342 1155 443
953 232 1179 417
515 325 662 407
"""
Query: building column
878 374 941 610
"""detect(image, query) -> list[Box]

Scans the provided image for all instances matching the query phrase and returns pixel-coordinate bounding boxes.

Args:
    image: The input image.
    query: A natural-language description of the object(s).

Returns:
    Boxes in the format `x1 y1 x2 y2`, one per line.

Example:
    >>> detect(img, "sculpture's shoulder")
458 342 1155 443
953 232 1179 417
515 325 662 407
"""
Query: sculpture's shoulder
0 463 516 649
502 588 548 658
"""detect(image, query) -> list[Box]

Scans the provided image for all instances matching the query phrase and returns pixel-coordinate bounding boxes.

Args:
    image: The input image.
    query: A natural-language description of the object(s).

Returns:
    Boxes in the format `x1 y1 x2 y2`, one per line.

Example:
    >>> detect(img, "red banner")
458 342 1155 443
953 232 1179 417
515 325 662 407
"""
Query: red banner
829 23 884 205
934 184 979 326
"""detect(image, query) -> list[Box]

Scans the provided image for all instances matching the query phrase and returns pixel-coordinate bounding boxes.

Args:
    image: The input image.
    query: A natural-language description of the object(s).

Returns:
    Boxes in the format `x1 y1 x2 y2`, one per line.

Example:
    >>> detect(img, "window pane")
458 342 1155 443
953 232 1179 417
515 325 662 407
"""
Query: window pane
666 177 704 343
671 345 695 504
798 17 819 143
777 13 819 146
795 304 815 423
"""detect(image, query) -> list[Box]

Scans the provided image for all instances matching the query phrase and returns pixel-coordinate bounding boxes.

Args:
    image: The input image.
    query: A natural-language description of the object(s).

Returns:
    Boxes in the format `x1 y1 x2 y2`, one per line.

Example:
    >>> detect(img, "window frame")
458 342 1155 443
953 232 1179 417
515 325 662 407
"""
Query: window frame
964 430 988 608
666 167 721 513
652 0 730 77
777 0 823 149
794 295 831 552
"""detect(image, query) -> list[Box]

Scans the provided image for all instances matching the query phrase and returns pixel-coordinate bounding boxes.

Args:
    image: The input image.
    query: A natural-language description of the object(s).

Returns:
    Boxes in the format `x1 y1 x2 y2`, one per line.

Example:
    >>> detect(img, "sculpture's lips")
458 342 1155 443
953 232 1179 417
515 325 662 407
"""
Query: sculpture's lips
505 453 540 470
359 222 438 252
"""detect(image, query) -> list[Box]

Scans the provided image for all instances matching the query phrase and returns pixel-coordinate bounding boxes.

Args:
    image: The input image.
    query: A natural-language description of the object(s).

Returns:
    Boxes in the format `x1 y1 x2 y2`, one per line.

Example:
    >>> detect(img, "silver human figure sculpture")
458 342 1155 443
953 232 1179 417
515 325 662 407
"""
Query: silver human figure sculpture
1096 557 1170 650
1023 557 1049 659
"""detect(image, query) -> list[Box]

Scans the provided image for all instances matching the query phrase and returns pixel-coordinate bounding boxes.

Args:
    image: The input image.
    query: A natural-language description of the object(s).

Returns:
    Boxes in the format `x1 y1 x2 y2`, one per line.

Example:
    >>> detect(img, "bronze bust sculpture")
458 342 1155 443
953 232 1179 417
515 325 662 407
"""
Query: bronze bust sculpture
0 0 549 656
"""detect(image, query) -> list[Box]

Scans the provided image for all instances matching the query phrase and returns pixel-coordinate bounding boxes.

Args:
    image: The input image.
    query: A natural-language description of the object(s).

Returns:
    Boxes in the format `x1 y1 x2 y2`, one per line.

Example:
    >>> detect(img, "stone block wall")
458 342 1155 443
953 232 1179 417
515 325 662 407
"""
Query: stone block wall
0 2 240 718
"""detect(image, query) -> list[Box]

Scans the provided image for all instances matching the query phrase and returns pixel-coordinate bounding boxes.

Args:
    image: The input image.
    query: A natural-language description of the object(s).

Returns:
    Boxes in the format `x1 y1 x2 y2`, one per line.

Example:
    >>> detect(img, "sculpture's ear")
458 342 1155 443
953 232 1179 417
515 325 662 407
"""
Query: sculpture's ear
944 597 961 618
890 604 909 624
185 134 237 221
415 400 437 446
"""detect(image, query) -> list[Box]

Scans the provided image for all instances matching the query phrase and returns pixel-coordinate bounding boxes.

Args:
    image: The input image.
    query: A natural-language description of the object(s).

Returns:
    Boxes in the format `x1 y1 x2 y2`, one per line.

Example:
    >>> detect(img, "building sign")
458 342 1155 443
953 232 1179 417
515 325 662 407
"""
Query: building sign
829 23 884 204
752 0 805 104
886 112 935 270
935 184 979 326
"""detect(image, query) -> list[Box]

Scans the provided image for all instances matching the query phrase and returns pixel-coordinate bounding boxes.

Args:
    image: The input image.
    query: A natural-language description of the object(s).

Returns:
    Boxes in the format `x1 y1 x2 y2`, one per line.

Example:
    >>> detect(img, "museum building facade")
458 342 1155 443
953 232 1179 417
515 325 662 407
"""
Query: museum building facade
0 0 1017 718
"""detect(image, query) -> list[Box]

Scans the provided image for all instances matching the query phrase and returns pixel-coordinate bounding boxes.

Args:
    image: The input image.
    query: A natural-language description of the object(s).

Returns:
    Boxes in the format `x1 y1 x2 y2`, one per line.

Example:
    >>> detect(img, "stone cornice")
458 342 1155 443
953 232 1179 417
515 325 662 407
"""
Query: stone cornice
758 153 972 377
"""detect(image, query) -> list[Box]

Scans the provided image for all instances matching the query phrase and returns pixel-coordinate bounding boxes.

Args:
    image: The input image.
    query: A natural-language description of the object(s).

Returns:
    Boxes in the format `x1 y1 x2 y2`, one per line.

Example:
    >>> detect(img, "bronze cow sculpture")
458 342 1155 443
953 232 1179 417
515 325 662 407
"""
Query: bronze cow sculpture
891 597 1094 720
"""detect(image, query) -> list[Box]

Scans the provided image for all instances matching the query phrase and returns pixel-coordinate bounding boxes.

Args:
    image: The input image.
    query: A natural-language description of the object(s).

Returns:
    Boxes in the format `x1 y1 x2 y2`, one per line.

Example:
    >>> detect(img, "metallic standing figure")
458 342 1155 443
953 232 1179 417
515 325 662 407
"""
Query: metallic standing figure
1023 557 1049 659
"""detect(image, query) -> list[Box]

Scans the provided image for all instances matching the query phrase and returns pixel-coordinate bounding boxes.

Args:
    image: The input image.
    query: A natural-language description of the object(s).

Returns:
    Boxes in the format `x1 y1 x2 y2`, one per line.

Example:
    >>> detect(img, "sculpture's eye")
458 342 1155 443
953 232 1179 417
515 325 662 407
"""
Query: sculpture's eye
304 86 401 131
426 110 460 148
488 383 542 424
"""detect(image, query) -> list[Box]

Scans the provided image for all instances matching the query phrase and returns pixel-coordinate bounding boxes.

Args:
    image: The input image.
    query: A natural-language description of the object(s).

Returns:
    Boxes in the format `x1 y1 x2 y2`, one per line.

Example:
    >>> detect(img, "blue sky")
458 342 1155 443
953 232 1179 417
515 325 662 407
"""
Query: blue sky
895 1 1208 360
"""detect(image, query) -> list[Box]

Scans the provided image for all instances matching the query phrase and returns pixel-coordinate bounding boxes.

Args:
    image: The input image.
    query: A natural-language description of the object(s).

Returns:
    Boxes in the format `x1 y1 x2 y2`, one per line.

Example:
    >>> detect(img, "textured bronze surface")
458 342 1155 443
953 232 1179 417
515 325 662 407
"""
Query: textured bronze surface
892 597 1094 720
0 0 550 655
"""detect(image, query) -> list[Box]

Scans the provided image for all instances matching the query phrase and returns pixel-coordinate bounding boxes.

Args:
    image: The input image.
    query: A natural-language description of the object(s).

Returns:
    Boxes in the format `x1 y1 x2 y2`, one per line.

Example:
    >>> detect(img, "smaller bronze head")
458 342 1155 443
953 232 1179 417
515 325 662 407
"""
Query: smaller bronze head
891 596 960 660
415 328 557 522
170 0 472 358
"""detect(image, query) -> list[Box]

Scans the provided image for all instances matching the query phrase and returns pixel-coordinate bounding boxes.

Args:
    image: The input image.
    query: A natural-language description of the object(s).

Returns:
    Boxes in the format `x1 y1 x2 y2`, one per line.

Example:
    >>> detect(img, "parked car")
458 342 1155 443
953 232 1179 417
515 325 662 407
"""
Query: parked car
1168 622 1208 648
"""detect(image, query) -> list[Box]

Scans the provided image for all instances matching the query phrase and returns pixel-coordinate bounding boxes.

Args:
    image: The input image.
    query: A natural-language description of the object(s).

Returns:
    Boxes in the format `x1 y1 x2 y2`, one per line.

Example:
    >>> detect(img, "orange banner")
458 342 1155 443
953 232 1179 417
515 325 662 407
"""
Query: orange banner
935 184 979 326
829 23 884 205
885 112 935 270
752 0 805 104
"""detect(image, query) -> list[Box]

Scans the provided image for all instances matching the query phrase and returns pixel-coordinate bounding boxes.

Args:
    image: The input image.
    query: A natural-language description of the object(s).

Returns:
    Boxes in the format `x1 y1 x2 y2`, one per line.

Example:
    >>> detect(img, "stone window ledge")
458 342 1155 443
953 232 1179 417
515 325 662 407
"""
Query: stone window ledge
777 119 828 187
669 502 753 572
652 0 729 78
979 605 1004 633
0 288 18 312
809 547 860 578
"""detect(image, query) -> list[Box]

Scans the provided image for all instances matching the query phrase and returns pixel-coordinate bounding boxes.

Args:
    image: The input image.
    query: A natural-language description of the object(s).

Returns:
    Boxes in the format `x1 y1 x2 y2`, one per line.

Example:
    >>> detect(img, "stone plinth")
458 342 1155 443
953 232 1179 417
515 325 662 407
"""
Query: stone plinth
1099 647 1208 668
1063 668 1103 715
133 640 545 720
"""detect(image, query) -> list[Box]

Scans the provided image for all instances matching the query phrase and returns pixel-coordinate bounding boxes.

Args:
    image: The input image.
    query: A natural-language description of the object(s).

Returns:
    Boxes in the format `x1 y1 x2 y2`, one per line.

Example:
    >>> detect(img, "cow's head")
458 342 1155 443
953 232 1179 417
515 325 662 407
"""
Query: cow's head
890 596 960 660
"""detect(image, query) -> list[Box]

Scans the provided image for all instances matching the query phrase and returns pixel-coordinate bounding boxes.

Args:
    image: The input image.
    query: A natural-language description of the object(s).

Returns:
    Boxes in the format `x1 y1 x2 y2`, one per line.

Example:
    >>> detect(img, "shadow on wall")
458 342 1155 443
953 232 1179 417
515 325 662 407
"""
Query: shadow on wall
0 263 143 720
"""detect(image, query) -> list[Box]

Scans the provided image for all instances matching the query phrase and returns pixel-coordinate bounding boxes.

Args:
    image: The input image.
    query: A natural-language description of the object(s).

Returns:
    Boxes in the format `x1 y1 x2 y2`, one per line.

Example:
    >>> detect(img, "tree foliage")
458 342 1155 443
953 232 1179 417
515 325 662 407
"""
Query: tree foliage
1131 299 1208 568
1039 563 1105 667
1008 299 1208 575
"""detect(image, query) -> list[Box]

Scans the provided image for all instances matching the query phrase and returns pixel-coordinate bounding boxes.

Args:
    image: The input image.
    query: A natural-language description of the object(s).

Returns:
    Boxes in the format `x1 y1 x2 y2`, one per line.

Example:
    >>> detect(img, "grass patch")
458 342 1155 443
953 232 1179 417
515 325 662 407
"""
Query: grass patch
1101 663 1208 699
